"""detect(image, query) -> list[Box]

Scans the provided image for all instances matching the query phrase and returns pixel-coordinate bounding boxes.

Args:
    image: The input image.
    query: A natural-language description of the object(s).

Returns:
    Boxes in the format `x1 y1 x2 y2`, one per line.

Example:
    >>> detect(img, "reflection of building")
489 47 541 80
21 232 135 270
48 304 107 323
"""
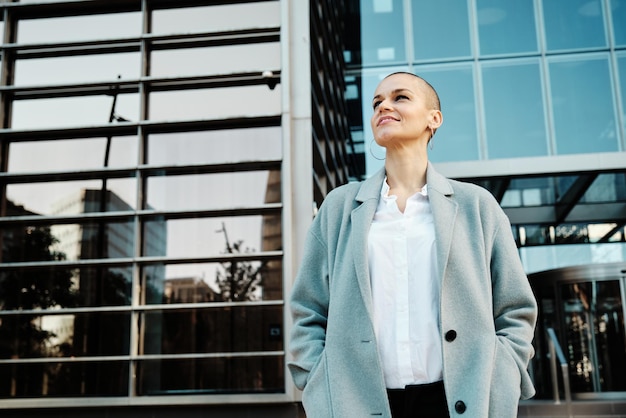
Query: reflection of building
163 276 218 304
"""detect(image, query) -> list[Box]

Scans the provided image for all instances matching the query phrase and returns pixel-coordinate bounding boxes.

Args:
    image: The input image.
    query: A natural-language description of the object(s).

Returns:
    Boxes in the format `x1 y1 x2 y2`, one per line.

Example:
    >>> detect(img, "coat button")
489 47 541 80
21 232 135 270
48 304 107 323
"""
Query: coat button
445 330 457 342
455 400 467 414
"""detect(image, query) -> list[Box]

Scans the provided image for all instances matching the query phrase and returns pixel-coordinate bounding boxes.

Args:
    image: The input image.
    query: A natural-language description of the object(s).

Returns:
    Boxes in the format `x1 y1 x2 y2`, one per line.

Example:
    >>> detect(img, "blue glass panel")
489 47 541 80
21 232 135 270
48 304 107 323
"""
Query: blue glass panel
549 57 618 154
482 61 548 158
412 0 471 61
543 0 607 51
477 0 538 55
359 0 406 65
612 0 626 46
618 54 626 140
419 66 479 162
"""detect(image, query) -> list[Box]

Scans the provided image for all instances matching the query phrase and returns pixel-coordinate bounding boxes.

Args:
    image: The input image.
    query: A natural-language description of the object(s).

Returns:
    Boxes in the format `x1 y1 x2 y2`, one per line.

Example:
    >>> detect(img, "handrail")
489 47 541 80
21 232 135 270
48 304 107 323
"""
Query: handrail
546 327 573 418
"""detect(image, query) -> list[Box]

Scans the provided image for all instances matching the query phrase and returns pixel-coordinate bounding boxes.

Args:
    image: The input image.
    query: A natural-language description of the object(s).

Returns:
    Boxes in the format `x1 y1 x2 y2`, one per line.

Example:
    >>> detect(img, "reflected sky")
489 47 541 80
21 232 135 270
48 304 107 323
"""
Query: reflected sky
4 2 284 293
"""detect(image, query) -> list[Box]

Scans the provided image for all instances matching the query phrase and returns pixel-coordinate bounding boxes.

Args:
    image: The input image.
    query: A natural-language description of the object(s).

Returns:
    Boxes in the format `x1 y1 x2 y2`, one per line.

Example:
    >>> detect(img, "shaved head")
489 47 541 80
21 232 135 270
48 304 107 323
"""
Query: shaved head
383 72 441 112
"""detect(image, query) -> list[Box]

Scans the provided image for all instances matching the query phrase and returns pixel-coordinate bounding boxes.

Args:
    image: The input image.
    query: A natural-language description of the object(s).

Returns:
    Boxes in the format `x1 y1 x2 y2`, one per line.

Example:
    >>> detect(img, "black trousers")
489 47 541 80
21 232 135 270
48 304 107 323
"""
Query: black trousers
386 381 450 418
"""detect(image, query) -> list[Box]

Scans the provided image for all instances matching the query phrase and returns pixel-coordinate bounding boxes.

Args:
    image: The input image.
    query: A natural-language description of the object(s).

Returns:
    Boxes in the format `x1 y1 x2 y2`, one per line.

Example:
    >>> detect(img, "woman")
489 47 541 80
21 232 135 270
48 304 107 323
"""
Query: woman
288 72 537 417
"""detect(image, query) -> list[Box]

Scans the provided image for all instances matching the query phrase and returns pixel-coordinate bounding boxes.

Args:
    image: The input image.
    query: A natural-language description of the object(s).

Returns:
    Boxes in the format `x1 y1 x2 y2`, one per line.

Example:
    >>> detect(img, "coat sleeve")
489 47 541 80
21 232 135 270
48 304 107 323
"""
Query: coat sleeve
490 210 538 399
287 220 330 390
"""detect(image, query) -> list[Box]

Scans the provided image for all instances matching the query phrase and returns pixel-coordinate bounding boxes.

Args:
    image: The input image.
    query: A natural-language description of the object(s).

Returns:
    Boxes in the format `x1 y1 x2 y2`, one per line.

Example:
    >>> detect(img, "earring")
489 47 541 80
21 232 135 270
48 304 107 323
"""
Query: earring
428 127 435 150
369 139 385 160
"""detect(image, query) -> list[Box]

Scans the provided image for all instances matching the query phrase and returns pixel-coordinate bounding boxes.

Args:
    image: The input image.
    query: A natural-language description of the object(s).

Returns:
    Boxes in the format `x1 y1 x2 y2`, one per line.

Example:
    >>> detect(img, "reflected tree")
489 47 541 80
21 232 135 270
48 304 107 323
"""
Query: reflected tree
0 226 76 396
214 222 266 302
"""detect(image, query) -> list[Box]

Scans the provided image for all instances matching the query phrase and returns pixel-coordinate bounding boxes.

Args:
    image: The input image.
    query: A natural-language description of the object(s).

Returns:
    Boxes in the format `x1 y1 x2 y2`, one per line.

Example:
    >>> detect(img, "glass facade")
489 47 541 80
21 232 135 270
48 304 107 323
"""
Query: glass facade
344 0 626 402
0 0 287 406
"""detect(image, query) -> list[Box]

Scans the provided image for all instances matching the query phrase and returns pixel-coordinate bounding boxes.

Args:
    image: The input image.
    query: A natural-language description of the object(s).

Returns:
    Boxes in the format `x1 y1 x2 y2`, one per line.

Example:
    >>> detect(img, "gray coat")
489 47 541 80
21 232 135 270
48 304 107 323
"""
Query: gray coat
288 164 537 417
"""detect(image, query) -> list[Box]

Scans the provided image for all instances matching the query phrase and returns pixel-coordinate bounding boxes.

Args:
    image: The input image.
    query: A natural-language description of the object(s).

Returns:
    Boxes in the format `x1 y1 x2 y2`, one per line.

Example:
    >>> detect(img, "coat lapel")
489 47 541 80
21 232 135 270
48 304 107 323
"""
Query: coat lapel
351 168 385 319
427 164 458 283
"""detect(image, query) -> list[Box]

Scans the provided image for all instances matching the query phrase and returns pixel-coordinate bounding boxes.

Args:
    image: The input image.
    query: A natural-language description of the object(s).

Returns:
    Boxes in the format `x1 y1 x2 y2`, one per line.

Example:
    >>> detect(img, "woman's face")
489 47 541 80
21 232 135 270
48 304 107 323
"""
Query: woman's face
370 73 439 149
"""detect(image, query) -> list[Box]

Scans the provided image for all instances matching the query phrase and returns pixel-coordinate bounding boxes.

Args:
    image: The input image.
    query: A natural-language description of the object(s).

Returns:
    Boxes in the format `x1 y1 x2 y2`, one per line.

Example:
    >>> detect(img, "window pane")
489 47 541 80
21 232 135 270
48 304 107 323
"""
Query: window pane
0 361 129 398
413 0 471 61
143 215 281 259
17 12 141 44
142 261 283 304
618 54 626 136
136 356 284 395
0 312 130 358
550 56 618 154
149 85 280 122
14 53 140 86
142 306 283 354
146 171 280 212
613 0 626 46
582 173 626 203
358 0 406 65
147 127 281 166
483 61 548 158
477 0 537 55
0 266 132 310
542 0 607 51
1 221 135 262
8 136 138 173
419 65 480 162
151 44 280 78
6 178 137 215
501 177 556 208
151 2 280 35
11 94 139 130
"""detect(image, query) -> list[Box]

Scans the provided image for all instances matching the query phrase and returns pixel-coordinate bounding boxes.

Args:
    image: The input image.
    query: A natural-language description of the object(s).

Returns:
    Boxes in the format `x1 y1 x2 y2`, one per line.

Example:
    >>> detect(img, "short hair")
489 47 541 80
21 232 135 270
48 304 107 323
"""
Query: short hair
383 71 441 111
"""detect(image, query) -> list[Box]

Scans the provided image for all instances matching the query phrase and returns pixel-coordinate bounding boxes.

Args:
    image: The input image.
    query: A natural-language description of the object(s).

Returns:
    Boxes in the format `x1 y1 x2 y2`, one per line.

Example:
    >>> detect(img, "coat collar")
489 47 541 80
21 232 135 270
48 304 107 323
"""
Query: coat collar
351 163 458 318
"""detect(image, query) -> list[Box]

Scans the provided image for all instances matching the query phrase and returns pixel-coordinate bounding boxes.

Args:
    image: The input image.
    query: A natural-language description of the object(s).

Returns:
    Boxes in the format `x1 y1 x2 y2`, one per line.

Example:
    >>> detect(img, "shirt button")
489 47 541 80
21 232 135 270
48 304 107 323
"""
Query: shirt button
445 330 457 342
455 400 467 414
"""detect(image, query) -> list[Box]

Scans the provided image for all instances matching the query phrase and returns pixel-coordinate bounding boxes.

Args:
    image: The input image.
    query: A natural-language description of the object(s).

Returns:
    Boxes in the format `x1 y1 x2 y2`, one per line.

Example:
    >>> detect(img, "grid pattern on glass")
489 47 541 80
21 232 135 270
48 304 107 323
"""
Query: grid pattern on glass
346 0 626 170
0 0 286 403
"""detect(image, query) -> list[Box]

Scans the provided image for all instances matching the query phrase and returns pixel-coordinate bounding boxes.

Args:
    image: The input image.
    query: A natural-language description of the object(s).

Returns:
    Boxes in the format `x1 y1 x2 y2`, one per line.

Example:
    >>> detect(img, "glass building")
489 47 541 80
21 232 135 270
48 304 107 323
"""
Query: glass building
0 0 351 416
344 0 626 414
0 0 625 417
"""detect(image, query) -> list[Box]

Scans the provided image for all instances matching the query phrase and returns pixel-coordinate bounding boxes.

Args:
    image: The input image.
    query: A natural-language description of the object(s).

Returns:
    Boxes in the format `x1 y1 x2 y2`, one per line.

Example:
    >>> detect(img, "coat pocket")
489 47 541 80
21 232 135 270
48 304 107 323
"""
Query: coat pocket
302 351 333 417
489 339 522 418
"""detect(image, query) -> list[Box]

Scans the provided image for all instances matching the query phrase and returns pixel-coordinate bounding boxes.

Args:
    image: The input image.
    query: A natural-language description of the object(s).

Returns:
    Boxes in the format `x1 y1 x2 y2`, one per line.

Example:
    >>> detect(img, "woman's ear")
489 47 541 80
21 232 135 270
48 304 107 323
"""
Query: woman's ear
430 109 443 130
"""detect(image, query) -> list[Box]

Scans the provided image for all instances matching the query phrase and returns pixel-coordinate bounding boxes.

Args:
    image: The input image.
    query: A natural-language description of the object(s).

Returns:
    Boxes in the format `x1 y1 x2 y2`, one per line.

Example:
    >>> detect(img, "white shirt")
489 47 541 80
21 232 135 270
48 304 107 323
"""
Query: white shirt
368 179 443 389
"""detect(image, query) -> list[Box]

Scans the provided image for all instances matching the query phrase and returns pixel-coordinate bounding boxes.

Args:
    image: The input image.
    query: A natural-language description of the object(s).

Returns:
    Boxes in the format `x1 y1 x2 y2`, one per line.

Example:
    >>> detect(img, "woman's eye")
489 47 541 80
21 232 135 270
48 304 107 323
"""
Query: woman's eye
395 95 408 101
373 101 381 110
